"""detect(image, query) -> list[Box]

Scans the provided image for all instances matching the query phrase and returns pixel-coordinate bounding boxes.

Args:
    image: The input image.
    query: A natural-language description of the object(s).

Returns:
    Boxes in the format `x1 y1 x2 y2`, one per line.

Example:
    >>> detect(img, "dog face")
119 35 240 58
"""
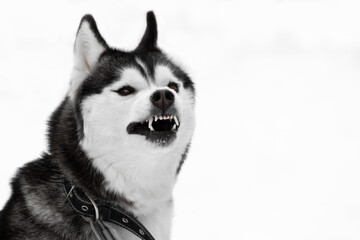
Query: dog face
67 13 195 198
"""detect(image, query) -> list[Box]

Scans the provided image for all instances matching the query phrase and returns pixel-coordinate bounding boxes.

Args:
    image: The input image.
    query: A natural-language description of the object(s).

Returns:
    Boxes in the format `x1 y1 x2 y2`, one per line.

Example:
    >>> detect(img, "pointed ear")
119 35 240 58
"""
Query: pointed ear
69 15 108 101
136 11 158 51
73 14 108 72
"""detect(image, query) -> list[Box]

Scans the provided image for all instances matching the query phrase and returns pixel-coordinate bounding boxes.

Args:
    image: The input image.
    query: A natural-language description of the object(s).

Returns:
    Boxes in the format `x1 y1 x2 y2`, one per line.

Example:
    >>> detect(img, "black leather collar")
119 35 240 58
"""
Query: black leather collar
63 177 155 240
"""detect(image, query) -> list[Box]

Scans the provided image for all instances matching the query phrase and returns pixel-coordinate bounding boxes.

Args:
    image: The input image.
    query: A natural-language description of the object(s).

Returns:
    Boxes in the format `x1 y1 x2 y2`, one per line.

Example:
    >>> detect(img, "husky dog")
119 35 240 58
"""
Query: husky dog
0 11 195 240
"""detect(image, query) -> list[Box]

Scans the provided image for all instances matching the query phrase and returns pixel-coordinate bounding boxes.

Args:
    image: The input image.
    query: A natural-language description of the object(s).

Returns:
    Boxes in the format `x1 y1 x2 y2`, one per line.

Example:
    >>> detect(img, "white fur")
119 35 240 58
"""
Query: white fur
79 65 195 239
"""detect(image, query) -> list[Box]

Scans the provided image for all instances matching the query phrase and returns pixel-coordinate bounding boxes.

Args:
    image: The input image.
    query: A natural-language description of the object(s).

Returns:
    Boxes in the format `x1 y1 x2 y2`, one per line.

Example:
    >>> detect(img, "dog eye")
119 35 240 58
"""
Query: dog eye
168 82 179 93
114 86 135 96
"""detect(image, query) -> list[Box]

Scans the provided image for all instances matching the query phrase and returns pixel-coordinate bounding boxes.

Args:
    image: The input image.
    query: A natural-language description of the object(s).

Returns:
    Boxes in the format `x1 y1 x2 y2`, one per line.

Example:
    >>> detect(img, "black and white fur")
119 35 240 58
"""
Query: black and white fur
0 11 195 240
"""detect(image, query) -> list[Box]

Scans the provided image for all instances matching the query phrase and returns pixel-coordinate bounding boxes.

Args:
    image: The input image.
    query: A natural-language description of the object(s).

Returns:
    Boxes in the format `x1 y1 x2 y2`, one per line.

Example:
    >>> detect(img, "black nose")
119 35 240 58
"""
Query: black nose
150 90 174 111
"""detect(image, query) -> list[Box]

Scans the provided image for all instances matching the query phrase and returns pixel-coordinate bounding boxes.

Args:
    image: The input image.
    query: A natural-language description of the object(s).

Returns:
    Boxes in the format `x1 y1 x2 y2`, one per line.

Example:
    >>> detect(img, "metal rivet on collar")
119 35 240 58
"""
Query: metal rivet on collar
122 218 129 223
81 205 89 212
139 229 145 236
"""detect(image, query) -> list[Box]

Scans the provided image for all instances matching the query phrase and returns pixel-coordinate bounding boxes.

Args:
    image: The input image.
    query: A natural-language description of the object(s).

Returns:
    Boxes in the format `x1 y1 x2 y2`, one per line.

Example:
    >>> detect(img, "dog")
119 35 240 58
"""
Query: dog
0 11 195 240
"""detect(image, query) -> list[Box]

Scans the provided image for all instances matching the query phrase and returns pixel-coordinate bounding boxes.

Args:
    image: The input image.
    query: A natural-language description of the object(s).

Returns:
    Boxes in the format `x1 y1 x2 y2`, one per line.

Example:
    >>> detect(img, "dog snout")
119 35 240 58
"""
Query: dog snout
150 90 174 111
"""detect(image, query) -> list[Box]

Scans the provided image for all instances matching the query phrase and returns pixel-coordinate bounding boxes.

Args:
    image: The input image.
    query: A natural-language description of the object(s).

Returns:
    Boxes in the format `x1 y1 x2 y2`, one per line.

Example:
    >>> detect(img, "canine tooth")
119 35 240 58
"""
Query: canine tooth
174 116 179 126
148 117 154 131
155 116 158 122
172 124 176 130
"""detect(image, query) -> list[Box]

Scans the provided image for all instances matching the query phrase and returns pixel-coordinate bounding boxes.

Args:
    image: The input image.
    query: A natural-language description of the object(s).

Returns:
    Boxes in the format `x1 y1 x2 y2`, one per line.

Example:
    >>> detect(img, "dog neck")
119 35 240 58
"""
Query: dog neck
88 143 183 216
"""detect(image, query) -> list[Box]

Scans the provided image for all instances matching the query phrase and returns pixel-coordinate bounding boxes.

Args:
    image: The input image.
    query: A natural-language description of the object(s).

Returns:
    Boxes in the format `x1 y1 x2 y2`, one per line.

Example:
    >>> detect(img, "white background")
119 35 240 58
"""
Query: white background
1 0 360 239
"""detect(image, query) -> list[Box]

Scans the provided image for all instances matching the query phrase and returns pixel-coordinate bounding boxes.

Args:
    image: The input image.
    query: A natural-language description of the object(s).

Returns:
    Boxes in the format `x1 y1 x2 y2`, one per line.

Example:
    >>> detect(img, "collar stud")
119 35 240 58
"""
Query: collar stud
81 205 89 212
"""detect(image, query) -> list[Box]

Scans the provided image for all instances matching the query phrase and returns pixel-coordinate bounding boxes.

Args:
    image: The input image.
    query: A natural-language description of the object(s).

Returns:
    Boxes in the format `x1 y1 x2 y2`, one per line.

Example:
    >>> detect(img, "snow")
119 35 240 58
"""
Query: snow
1 0 360 239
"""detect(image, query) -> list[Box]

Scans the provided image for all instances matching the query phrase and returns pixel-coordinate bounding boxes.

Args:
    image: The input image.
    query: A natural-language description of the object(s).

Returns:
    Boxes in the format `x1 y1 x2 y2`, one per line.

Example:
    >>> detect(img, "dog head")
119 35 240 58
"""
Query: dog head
61 12 195 199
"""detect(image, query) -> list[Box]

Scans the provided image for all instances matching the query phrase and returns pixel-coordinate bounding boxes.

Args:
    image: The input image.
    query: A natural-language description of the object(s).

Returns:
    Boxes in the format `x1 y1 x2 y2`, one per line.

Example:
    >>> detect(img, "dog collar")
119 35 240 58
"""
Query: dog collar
63 177 155 240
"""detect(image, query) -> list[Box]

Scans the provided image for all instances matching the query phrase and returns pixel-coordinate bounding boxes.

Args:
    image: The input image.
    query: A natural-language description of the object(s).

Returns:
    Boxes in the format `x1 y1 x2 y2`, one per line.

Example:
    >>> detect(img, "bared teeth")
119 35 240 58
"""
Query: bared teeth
174 116 179 126
143 115 180 131
148 117 154 131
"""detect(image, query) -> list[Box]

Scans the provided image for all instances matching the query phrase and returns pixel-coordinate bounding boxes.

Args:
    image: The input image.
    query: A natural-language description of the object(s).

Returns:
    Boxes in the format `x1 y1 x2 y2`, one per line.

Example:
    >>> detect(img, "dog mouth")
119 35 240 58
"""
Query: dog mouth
127 115 180 145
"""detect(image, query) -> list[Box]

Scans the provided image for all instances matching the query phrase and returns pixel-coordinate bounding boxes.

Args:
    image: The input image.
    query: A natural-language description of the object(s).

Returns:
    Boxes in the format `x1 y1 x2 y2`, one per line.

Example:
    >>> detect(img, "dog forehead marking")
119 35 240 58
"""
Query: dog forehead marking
135 57 149 79
116 67 149 88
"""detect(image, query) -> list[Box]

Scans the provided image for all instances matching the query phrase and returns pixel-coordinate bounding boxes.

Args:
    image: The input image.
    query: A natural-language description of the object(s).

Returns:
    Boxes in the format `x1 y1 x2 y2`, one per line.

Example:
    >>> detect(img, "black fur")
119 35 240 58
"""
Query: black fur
0 11 194 239
136 11 158 52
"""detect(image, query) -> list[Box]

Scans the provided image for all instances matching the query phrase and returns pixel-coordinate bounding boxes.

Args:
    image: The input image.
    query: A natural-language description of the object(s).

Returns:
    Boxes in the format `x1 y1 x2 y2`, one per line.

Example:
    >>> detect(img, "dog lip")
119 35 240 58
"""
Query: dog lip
127 122 139 134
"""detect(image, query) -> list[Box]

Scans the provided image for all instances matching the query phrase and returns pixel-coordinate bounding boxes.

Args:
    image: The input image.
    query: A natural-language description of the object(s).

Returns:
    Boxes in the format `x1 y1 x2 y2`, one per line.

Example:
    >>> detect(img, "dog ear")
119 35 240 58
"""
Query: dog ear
136 11 158 51
69 15 108 100
73 14 108 72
